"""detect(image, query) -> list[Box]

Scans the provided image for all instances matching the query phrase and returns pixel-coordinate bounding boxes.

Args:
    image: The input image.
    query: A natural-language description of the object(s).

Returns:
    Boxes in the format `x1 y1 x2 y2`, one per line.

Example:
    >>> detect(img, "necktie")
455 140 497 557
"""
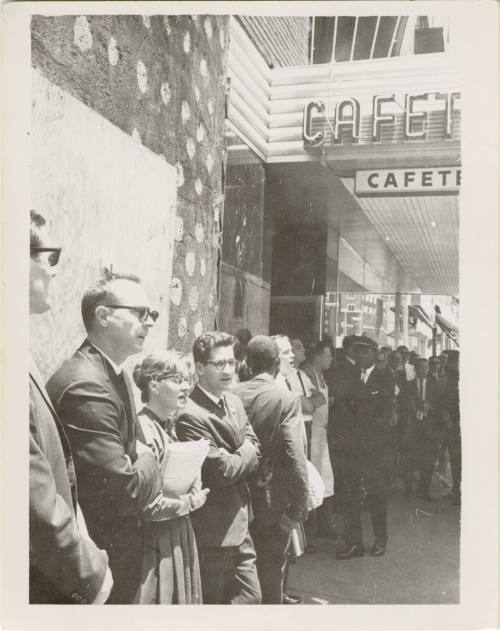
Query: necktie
361 369 367 384
217 398 225 415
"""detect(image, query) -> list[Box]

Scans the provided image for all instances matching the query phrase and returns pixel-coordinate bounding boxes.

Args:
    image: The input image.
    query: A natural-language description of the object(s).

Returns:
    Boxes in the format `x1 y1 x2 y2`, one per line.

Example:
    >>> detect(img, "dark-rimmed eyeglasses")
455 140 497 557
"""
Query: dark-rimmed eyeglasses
104 305 159 323
201 359 236 371
30 247 61 267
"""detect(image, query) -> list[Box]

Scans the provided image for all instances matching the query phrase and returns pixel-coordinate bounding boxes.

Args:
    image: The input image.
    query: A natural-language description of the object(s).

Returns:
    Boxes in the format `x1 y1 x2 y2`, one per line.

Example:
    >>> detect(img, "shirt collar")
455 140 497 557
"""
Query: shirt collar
197 384 223 406
89 342 122 375
362 364 376 380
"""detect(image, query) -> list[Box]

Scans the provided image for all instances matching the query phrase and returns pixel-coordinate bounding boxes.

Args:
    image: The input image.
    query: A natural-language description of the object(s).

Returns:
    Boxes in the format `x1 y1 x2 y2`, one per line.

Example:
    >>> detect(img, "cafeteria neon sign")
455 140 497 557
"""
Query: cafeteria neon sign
303 92 460 147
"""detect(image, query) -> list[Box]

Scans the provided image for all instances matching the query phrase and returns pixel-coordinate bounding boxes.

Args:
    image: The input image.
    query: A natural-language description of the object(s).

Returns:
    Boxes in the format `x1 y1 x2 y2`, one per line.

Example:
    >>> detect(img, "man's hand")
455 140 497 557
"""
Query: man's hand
278 512 300 533
188 488 210 512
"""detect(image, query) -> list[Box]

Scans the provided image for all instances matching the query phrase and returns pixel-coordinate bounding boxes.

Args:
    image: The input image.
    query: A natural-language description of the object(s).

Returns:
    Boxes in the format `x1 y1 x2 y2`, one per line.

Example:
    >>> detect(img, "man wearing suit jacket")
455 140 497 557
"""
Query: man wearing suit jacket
46 272 163 603
330 335 359 502
233 336 308 604
400 358 445 500
176 332 262 604
335 336 395 559
29 210 112 604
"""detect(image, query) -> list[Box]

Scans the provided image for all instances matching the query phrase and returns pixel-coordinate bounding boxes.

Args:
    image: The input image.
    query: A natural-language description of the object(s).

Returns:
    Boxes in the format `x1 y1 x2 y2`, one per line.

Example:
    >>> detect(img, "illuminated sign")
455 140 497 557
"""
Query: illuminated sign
355 167 461 196
303 92 460 148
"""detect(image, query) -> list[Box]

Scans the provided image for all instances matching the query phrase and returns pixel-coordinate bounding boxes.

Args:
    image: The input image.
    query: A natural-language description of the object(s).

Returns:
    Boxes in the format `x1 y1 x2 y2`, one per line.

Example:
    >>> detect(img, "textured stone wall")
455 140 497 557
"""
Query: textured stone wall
31 14 230 352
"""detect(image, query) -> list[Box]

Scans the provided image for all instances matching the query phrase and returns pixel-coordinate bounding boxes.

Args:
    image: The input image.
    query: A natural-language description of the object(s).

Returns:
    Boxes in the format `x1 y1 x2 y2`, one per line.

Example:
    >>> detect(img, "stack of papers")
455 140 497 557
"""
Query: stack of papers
163 438 210 497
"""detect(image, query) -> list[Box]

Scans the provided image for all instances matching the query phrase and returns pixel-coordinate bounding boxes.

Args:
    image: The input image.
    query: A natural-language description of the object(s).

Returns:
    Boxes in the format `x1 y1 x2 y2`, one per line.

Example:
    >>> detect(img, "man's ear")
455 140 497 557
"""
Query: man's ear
94 305 110 328
149 380 159 397
195 361 205 378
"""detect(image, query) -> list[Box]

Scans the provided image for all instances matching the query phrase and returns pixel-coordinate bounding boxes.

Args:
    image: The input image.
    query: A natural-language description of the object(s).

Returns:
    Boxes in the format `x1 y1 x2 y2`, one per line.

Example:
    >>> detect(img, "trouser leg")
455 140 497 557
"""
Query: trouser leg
342 458 363 546
225 532 262 605
448 430 462 498
198 546 233 604
251 521 291 604
416 435 438 496
366 456 388 544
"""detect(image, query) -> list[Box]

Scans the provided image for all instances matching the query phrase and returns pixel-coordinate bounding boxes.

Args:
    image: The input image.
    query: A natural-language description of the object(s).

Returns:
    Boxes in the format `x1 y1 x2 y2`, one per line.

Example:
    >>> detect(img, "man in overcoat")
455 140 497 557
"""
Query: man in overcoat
234 335 308 604
46 272 163 603
29 210 112 604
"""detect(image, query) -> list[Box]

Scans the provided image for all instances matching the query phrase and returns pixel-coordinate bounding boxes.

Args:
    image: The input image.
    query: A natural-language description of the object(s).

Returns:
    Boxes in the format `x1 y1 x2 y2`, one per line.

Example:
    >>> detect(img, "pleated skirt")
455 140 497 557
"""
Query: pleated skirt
135 515 202 604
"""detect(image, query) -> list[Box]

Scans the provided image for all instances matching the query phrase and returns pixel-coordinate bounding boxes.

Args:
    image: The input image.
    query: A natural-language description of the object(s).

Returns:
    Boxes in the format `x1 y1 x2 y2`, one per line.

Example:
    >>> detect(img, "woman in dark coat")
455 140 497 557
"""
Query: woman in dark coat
133 351 208 604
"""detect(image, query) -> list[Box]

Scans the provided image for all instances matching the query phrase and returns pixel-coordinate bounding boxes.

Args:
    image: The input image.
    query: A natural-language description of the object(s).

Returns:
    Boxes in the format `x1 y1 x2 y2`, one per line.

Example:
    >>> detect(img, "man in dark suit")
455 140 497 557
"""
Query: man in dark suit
335 336 395 559
176 332 262 604
29 210 112 604
399 358 445 499
46 272 164 603
330 335 359 503
233 335 308 604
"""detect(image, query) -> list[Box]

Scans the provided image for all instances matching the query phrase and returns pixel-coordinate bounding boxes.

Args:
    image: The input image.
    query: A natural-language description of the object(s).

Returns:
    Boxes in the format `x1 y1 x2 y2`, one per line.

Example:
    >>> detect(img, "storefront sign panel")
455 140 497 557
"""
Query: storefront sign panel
355 167 461 196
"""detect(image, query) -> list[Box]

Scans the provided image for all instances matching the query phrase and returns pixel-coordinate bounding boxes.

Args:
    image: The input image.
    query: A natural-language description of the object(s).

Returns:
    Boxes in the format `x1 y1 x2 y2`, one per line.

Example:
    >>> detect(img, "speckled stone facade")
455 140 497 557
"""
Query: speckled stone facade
31 14 229 352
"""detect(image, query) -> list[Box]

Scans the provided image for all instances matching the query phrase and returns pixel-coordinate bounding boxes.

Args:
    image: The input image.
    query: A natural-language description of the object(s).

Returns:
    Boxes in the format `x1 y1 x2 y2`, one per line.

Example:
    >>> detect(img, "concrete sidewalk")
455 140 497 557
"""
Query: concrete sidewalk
288 481 460 604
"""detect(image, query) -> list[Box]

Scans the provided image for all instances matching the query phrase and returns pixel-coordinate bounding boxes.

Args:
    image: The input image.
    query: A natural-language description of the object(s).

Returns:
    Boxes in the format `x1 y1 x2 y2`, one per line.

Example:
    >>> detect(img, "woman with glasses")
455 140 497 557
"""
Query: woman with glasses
132 351 208 604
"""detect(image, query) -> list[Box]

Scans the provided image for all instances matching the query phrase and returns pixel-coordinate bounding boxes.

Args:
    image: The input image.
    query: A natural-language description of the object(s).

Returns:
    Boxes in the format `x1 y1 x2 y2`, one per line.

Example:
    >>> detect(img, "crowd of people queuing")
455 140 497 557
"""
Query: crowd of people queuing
29 210 461 605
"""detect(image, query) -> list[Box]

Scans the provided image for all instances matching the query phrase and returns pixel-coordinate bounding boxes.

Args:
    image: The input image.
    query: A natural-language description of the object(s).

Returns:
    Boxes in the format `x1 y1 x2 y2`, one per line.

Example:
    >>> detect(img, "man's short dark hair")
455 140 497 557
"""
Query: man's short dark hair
30 209 46 251
81 270 141 332
246 335 279 375
415 357 428 367
308 339 331 360
192 331 234 363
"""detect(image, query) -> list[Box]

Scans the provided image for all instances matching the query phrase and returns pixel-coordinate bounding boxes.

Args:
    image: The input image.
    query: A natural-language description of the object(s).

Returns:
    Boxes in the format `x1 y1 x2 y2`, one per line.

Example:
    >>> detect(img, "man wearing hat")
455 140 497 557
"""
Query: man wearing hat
335 335 395 559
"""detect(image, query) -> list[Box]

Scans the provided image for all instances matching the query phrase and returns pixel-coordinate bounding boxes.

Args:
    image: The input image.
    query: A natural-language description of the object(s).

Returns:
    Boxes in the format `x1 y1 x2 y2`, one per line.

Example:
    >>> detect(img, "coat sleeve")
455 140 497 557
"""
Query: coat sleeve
29 400 109 602
53 378 162 516
278 394 309 521
176 412 260 489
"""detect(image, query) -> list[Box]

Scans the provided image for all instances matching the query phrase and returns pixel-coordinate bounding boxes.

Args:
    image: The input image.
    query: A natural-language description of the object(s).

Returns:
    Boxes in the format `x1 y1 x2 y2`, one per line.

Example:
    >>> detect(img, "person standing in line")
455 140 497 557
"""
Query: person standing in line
330 335 359 504
29 210 112 604
399 358 445 500
276 336 326 457
428 355 450 489
46 272 164 603
234 336 308 604
443 351 461 505
397 345 415 382
302 341 336 537
132 351 208 603
176 332 262 604
335 336 394 559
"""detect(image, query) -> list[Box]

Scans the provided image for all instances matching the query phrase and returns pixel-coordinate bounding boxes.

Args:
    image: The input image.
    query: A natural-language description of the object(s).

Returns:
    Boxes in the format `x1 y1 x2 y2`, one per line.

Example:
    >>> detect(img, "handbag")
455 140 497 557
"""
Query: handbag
306 459 325 510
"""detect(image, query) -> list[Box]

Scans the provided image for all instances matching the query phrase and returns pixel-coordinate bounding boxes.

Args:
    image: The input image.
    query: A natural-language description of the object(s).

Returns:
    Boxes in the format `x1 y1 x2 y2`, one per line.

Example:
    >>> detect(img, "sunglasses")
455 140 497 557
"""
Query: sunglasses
104 305 160 323
31 247 61 267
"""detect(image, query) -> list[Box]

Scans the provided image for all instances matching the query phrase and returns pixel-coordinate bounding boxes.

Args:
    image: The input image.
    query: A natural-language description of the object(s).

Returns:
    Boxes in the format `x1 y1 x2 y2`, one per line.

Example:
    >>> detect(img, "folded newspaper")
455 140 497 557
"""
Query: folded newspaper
162 438 210 497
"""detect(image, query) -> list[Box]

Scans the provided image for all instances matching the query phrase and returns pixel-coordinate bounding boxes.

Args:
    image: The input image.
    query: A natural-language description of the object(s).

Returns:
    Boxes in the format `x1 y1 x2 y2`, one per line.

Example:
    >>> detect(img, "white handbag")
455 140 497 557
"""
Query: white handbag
306 459 325 510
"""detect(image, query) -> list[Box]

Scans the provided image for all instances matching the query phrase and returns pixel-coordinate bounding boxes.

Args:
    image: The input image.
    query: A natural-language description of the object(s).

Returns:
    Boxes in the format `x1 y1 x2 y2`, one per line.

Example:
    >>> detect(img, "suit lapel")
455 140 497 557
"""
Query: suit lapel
82 341 139 454
190 386 238 446
29 367 78 510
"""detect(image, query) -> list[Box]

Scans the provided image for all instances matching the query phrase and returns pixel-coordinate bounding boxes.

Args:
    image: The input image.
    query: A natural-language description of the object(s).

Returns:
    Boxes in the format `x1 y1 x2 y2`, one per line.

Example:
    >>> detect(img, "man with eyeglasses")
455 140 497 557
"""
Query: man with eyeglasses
176 332 262 604
29 210 113 604
46 271 164 603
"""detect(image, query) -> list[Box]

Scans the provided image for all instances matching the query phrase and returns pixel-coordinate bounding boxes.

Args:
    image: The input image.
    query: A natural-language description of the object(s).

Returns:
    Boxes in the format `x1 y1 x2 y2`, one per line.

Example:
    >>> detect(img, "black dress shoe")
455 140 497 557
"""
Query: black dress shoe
370 541 386 557
283 593 303 605
335 543 365 560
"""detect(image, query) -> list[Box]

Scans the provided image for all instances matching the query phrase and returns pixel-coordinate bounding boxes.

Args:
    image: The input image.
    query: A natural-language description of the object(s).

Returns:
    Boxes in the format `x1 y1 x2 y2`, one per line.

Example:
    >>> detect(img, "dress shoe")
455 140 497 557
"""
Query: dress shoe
283 593 302 605
370 541 386 557
336 543 365 560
